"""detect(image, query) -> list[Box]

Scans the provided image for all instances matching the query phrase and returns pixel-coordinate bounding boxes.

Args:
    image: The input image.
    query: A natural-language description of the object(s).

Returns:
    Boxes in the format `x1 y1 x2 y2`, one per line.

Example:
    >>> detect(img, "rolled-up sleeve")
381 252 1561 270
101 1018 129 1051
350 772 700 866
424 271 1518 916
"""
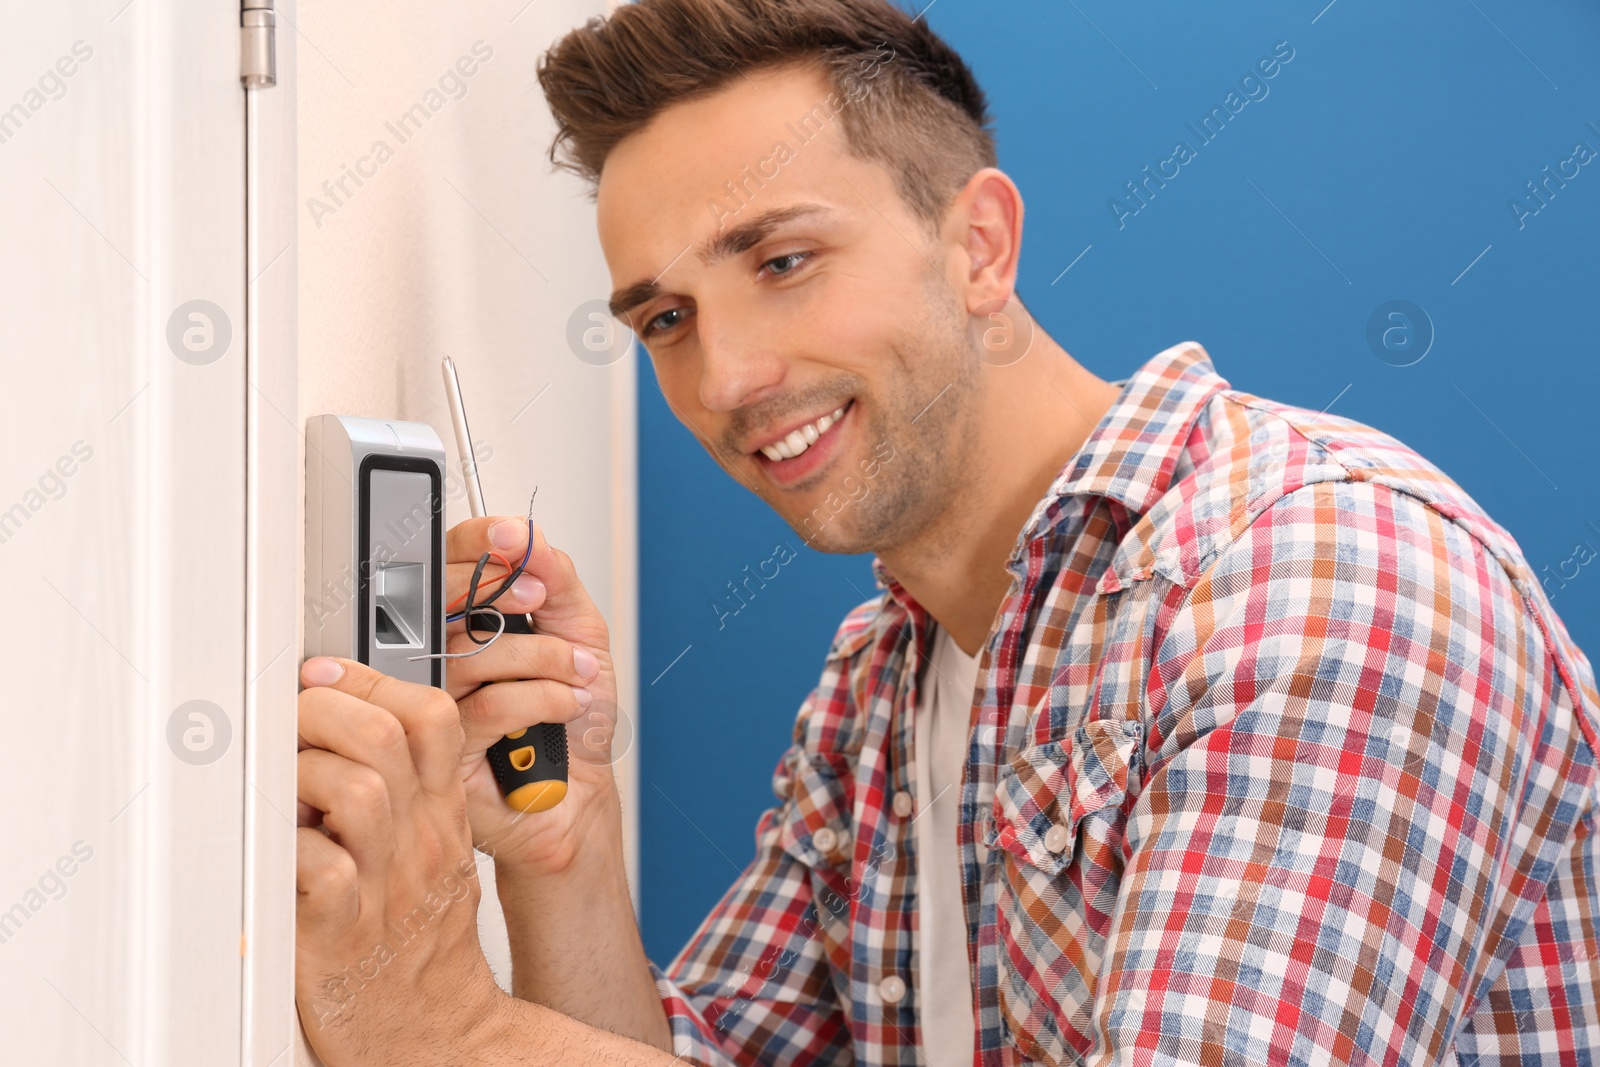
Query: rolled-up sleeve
646 683 856 1067
648 958 746 1067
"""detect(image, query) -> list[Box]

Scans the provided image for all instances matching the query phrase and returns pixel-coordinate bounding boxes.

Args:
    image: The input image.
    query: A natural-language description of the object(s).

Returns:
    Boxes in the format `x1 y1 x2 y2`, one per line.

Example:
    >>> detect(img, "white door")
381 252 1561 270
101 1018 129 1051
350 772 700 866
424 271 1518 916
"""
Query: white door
0 2 300 1063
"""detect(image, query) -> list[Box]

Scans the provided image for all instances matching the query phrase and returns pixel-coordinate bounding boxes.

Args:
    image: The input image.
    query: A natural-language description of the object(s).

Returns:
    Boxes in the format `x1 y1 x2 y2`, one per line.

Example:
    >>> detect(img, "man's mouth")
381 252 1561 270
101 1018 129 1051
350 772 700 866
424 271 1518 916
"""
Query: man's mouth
748 399 855 485
752 401 850 462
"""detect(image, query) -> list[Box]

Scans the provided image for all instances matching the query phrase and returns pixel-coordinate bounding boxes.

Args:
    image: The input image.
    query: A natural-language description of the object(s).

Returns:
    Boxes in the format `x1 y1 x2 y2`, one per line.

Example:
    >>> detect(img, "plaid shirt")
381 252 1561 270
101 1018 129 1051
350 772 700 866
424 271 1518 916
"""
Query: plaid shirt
647 342 1600 1066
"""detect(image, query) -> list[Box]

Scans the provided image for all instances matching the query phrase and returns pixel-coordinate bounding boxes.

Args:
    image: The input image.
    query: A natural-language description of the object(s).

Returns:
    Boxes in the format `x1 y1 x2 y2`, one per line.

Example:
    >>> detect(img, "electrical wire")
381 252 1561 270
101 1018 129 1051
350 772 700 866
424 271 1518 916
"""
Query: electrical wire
407 606 505 661
446 550 513 615
410 489 538 662
458 496 538 619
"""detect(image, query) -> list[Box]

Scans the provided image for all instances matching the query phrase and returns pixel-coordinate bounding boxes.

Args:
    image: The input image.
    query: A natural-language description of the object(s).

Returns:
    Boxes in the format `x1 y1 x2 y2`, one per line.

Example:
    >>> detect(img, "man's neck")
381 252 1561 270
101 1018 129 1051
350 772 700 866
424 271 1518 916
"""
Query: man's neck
877 333 1122 657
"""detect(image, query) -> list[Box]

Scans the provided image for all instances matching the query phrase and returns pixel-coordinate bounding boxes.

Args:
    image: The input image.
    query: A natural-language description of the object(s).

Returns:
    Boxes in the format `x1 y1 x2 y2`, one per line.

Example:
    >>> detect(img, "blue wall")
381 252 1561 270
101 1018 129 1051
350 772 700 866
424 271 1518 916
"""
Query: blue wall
637 0 1600 964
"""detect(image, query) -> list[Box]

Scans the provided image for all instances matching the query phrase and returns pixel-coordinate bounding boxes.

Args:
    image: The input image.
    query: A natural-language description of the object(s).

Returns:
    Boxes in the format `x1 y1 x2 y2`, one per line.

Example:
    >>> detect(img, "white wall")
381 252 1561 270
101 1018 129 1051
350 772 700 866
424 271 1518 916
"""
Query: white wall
292 0 638 1037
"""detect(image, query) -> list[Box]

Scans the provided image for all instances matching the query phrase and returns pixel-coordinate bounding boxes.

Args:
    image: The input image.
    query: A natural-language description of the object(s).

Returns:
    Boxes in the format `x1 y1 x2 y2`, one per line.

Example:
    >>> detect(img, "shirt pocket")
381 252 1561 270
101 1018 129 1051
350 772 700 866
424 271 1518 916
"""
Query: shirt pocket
988 717 1143 1064
992 718 1141 871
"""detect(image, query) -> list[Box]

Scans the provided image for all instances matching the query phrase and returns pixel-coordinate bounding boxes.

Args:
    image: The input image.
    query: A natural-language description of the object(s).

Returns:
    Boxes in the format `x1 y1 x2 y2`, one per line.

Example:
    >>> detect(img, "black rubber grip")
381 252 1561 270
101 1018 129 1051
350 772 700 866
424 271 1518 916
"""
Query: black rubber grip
469 609 570 812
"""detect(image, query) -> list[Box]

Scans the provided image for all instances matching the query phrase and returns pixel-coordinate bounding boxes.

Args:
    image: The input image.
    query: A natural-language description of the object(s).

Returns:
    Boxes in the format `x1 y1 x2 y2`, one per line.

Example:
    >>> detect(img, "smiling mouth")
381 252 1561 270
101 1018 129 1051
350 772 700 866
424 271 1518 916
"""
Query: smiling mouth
751 400 852 462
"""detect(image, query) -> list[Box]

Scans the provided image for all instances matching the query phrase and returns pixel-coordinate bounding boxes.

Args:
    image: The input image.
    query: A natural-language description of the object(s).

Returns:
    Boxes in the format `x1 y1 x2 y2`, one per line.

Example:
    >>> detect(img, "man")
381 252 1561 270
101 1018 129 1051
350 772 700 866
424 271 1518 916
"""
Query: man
293 1 1600 1064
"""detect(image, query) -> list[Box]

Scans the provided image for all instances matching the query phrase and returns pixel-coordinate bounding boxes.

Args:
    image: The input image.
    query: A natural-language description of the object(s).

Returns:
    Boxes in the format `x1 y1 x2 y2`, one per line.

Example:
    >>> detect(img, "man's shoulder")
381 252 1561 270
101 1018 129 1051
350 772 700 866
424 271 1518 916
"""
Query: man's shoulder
774 592 890 762
1125 385 1529 592
1131 385 1599 750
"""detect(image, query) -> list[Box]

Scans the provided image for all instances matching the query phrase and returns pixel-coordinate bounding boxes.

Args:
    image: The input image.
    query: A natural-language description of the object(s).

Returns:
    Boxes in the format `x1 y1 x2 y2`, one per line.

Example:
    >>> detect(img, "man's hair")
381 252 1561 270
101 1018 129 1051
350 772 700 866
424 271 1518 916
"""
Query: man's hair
536 0 997 232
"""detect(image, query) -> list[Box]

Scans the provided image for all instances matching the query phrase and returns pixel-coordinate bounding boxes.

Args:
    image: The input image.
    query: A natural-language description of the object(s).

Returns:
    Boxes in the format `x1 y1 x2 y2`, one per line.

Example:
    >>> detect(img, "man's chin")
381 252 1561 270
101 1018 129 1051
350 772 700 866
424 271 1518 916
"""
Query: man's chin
787 503 886 556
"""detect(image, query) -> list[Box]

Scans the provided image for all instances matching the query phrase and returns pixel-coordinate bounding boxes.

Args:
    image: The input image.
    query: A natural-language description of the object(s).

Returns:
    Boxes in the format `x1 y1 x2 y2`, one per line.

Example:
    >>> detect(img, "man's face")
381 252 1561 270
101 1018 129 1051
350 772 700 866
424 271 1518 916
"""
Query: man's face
597 62 985 555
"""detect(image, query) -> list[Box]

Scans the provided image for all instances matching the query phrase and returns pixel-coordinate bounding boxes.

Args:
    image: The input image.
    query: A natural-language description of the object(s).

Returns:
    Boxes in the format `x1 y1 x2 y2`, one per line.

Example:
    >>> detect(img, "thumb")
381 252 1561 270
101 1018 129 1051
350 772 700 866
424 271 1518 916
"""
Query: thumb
494 520 607 640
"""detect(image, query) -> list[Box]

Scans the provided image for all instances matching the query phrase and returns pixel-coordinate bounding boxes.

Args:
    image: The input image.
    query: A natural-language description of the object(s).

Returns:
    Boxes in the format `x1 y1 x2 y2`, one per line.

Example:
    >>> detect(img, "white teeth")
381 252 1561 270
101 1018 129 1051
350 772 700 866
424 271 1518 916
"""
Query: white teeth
757 403 849 463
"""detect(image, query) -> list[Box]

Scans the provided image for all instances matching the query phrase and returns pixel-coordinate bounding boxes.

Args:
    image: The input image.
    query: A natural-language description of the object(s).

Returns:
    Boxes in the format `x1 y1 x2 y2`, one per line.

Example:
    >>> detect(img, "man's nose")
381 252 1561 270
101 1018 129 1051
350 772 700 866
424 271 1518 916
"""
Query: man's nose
696 310 787 414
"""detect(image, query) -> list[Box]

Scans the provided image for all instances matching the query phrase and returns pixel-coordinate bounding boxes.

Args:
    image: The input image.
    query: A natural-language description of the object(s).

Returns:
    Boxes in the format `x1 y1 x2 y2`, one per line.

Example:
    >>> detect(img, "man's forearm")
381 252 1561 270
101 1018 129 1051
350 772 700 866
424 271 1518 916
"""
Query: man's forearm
460 993 682 1067
494 784 673 1053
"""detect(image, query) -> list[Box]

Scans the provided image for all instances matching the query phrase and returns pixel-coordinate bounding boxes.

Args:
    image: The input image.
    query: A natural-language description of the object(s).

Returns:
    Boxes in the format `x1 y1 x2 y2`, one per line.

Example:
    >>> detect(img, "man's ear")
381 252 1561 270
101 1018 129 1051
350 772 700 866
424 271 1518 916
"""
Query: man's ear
947 167 1024 314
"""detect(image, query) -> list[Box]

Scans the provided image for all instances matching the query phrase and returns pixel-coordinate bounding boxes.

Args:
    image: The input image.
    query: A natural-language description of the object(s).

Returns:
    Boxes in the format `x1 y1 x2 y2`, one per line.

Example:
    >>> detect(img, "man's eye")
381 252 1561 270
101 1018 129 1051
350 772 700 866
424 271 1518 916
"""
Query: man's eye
761 251 812 278
644 307 688 337
640 253 812 338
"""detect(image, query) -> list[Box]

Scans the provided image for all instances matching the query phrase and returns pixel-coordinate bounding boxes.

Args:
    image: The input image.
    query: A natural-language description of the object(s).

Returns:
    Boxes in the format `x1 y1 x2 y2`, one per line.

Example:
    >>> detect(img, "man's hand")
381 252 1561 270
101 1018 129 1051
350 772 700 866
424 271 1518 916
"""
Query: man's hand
439 517 673 1051
295 655 511 1066
442 517 625 872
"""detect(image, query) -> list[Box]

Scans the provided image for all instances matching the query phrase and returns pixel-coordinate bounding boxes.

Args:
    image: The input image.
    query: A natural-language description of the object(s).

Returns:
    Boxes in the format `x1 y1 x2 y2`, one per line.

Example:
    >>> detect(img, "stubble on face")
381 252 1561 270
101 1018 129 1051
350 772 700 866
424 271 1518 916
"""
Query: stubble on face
782 262 984 557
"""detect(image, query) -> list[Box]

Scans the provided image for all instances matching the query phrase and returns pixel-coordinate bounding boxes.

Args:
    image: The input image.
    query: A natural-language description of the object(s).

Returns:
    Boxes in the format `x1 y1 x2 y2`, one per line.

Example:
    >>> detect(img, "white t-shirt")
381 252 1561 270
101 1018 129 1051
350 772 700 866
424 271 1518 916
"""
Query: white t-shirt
913 623 980 1067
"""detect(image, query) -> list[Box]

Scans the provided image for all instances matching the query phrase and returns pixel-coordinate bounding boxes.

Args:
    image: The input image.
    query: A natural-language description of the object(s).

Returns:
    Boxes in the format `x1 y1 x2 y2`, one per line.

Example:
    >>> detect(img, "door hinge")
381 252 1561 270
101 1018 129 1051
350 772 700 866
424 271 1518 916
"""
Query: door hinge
241 0 276 89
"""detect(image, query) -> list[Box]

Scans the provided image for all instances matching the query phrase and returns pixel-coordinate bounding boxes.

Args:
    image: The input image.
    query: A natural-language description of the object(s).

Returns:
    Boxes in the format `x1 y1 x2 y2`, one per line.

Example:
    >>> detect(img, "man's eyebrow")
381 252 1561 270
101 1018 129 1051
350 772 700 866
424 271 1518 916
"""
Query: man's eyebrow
607 203 836 319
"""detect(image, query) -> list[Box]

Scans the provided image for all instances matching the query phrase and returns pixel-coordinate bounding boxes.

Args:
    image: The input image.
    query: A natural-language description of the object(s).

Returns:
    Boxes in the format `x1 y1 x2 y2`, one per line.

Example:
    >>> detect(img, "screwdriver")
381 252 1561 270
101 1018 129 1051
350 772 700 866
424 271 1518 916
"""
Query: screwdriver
441 356 569 813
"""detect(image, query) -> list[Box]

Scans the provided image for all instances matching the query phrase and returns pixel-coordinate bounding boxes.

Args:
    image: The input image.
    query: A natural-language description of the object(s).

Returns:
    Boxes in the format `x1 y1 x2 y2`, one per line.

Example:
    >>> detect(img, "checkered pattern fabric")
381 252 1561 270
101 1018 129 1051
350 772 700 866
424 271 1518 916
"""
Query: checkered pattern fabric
647 342 1600 1066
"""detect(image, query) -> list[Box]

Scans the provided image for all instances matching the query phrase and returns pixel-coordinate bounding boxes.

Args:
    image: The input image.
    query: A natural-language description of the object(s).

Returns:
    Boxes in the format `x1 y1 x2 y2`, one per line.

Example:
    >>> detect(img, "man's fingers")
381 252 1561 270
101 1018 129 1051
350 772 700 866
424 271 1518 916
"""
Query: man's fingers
298 685 420 803
295 825 360 930
299 657 462 799
444 561 546 620
438 629 600 755
457 680 593 753
445 515 527 564
444 517 602 632
298 747 397 883
442 631 600 698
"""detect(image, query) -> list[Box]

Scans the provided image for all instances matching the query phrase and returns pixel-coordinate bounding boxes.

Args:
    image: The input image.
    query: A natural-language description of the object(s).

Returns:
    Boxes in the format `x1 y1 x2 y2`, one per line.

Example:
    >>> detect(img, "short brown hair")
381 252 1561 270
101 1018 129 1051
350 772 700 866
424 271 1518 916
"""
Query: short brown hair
536 0 997 231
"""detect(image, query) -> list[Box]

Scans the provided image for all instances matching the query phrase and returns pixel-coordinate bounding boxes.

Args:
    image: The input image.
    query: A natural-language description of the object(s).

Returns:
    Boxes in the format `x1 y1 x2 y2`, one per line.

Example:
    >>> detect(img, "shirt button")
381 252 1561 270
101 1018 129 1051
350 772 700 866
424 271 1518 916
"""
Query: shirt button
812 827 837 853
878 975 906 1004
836 828 851 851
1043 821 1070 854
892 791 914 818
